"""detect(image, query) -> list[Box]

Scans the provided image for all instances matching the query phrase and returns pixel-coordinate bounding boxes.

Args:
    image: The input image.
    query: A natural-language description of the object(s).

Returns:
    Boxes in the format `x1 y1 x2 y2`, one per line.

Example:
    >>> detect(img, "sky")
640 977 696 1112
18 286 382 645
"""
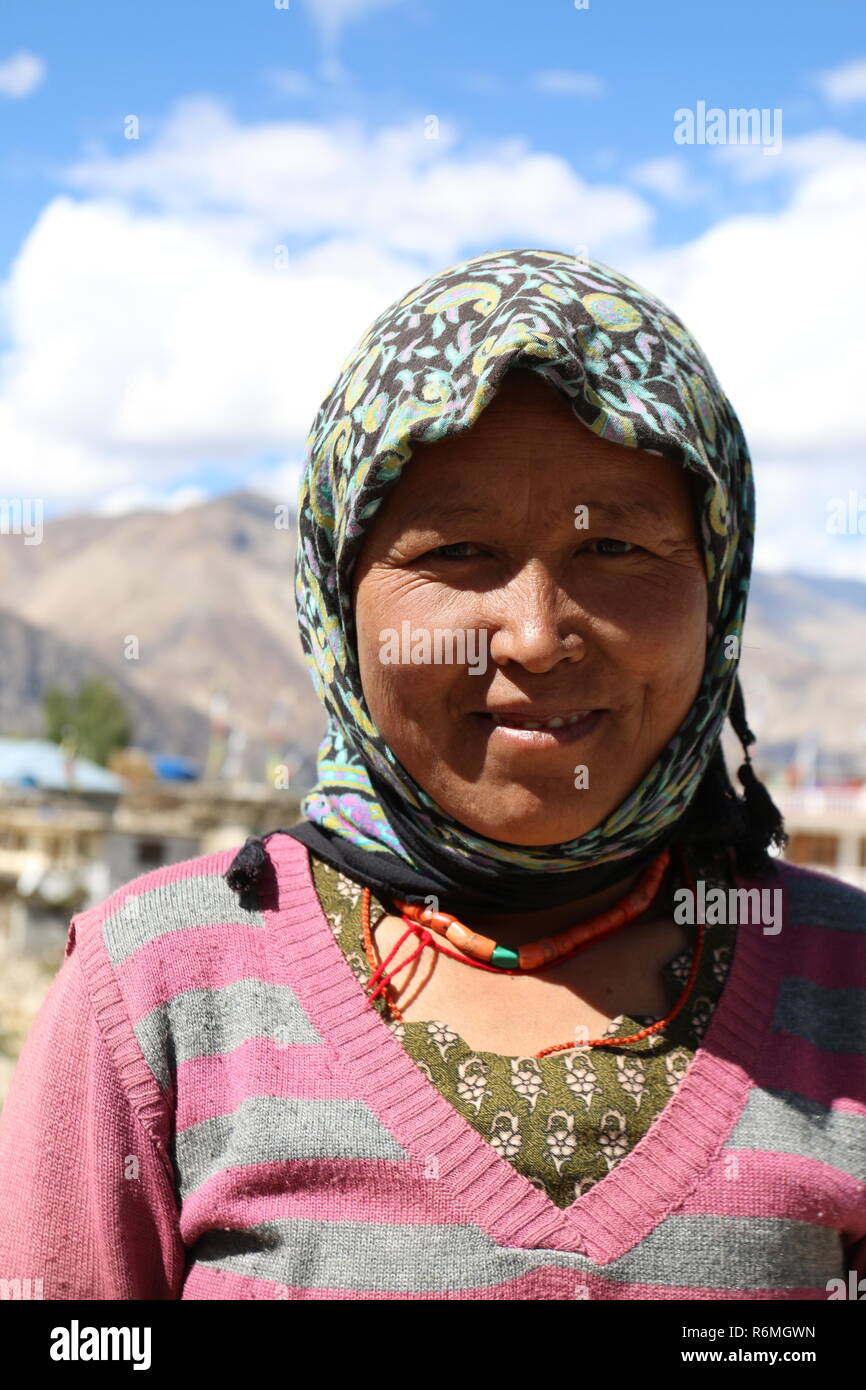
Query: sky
0 0 865 576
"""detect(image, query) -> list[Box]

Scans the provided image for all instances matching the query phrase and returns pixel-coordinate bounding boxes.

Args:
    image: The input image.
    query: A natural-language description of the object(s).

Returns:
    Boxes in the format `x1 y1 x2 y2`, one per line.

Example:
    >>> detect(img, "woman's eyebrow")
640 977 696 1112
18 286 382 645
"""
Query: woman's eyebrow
398 495 675 529
398 500 489 529
579 496 676 524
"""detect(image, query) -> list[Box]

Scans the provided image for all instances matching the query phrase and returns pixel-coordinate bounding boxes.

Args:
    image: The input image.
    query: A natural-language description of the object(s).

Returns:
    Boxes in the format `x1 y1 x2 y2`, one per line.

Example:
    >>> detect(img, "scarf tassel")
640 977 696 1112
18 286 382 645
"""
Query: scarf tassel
224 833 281 910
728 676 788 857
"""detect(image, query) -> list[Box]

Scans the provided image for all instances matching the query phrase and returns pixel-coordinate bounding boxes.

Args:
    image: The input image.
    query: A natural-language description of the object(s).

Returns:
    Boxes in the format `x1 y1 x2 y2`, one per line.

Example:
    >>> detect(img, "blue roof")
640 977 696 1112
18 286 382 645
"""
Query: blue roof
0 738 125 793
150 754 200 781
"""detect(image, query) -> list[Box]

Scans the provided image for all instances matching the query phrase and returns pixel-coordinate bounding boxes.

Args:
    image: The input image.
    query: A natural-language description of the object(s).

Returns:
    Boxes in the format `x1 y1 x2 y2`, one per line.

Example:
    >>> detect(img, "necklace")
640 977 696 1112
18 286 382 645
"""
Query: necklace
360 846 706 1053
395 849 671 971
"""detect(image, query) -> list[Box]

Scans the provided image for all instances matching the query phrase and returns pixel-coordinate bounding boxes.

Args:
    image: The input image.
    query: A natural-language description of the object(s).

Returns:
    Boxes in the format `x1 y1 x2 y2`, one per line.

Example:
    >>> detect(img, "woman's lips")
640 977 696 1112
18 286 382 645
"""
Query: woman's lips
471 709 606 746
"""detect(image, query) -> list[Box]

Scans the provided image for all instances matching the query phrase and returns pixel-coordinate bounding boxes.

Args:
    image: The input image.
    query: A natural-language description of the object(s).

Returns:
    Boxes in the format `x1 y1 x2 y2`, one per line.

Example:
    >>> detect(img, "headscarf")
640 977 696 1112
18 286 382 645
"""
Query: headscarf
283 248 759 913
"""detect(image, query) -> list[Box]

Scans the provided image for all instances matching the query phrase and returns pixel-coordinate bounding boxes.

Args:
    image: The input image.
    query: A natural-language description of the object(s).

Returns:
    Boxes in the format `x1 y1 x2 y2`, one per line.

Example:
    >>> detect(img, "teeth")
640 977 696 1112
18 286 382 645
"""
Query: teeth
491 711 591 729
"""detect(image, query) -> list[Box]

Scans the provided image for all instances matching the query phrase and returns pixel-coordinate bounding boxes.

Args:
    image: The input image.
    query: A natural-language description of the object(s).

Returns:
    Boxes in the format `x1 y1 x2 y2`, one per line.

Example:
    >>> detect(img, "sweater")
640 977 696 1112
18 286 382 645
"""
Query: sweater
0 830 864 1300
309 851 740 1209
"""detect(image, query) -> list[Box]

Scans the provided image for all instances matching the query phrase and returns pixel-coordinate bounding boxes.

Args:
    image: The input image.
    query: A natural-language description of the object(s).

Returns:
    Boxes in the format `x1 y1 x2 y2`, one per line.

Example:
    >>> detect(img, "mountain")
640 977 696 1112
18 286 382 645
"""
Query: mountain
0 608 211 760
0 491 325 780
740 572 866 770
0 489 863 783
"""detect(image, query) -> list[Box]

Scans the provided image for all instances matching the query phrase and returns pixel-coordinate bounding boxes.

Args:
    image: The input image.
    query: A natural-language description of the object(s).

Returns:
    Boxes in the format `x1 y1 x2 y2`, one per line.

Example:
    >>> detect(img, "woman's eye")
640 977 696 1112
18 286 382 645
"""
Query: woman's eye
427 542 479 559
589 538 638 555
421 539 639 560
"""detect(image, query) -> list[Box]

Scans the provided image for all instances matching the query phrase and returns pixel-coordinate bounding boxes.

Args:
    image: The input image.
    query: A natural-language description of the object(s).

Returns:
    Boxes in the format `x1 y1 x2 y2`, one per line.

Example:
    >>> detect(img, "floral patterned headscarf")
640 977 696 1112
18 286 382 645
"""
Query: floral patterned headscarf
292 247 754 906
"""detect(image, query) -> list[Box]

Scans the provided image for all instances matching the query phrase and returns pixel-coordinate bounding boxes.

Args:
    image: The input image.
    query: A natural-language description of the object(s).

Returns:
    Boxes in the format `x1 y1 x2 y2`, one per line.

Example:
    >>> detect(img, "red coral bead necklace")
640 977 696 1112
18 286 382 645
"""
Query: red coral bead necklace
360 845 705 1056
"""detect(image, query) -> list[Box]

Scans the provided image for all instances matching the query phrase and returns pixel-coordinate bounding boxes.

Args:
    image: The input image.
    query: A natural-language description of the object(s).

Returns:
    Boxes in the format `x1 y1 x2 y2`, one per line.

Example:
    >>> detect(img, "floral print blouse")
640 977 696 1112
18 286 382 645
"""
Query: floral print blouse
310 851 738 1209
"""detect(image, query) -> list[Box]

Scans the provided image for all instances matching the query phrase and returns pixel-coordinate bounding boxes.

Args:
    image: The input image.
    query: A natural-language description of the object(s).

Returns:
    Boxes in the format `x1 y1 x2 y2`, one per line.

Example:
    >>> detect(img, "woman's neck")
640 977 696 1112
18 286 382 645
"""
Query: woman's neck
434 860 674 951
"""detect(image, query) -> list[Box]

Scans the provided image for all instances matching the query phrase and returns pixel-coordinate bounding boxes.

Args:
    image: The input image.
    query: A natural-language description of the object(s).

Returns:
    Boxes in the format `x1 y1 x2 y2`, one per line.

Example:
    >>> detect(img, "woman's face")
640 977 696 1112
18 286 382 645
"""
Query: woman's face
351 369 708 847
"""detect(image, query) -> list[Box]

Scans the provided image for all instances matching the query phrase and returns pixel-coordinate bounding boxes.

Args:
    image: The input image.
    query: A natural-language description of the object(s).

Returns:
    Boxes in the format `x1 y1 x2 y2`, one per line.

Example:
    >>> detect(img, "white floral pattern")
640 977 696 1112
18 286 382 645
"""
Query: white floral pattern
598 1108 629 1169
335 875 362 909
664 1047 691 1090
456 1056 491 1113
570 1176 599 1202
615 1054 646 1110
546 1110 579 1173
690 995 713 1043
427 1020 460 1061
415 1058 434 1085
669 948 693 985
509 1057 548 1112
563 1053 599 1110
311 852 738 1211
712 946 730 984
489 1110 522 1160
344 950 368 982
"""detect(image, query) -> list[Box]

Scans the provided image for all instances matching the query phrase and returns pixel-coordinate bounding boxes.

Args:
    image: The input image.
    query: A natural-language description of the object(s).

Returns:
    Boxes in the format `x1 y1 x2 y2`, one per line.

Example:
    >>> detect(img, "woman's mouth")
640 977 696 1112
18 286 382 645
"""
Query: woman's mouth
472 708 606 745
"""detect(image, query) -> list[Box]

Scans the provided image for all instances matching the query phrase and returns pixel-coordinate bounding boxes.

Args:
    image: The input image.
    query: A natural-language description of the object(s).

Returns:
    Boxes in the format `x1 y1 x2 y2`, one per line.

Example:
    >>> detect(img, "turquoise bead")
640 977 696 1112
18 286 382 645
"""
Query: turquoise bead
490 944 520 969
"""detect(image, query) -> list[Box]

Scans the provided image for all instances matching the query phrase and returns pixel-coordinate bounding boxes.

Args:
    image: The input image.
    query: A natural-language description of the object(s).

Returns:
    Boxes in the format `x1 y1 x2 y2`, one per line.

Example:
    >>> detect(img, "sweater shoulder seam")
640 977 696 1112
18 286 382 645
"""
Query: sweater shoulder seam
66 895 177 1169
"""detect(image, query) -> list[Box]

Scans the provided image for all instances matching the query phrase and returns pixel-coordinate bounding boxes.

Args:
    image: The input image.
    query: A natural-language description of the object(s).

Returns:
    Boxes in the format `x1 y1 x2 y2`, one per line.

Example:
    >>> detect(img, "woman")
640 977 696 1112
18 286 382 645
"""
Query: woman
1 247 864 1300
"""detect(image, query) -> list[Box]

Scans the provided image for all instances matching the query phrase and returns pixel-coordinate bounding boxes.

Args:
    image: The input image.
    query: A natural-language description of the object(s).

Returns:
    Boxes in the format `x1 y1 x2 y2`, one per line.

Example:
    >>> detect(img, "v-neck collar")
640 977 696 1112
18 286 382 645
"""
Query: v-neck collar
263 833 784 1263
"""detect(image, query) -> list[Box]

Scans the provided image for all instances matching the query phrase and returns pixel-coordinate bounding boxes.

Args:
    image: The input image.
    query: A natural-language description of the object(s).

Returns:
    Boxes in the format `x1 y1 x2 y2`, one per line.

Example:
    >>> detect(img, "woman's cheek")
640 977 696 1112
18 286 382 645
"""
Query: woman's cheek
359 574 482 678
376 662 441 731
356 616 456 739
622 565 706 668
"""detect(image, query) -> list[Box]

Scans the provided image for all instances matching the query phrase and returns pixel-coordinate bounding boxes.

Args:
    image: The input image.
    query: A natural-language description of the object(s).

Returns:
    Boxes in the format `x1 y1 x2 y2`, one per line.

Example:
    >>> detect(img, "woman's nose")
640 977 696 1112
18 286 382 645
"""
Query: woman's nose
485 568 587 672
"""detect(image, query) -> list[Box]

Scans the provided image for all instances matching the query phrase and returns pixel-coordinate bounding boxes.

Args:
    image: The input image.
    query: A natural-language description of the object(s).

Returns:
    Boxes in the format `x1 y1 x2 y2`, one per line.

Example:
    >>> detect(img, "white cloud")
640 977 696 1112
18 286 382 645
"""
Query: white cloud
459 69 605 101
0 50 45 99
0 100 652 507
96 485 208 516
714 128 866 182
814 56 866 105
0 194 403 503
299 0 407 51
531 69 604 98
61 96 650 259
627 156 705 203
0 100 652 506
3 96 866 579
626 137 866 464
264 67 316 97
749 461 866 581
248 458 307 512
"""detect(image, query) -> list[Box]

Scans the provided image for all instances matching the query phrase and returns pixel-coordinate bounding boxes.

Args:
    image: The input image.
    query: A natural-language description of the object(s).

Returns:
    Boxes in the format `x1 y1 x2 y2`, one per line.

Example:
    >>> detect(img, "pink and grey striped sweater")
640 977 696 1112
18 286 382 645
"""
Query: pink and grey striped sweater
1 830 865 1300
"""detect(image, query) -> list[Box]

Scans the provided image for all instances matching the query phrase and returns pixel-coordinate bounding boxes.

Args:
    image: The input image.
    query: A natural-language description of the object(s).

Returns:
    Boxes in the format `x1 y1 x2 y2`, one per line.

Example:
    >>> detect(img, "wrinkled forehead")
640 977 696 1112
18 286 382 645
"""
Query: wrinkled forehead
350 366 710 549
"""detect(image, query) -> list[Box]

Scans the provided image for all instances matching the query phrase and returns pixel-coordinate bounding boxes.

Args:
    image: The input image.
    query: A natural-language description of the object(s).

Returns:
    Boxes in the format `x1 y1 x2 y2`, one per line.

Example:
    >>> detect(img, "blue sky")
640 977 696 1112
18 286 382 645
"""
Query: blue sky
1 0 865 575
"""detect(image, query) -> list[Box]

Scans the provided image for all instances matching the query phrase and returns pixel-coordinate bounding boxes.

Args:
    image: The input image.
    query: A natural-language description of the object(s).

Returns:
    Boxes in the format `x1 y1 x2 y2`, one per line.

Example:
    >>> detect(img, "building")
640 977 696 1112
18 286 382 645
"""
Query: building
0 738 300 959
773 785 866 892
